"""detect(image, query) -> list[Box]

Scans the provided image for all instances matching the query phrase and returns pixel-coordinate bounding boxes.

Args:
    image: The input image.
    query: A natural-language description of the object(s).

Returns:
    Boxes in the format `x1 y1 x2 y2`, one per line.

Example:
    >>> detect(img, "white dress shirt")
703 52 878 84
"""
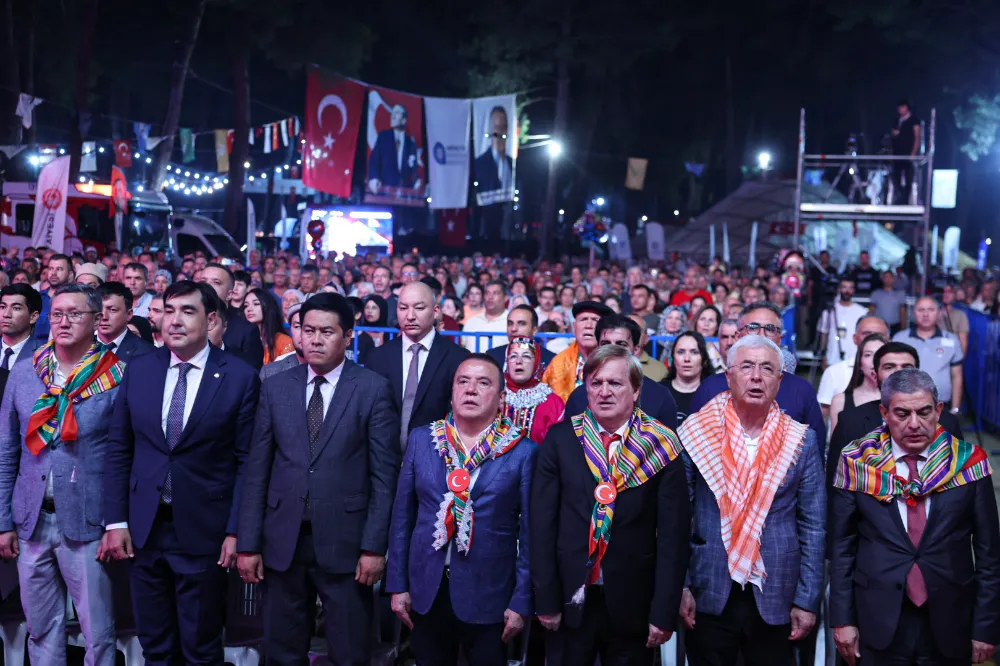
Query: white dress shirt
306 360 345 419
100 328 128 351
444 423 492 565
401 330 435 389
891 439 931 529
133 291 153 318
0 336 29 368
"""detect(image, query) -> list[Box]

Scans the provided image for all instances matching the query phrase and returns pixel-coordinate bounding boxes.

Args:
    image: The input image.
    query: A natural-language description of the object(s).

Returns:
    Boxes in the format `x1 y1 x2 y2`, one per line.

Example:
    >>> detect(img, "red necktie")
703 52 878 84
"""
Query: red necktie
601 432 621 466
903 454 928 606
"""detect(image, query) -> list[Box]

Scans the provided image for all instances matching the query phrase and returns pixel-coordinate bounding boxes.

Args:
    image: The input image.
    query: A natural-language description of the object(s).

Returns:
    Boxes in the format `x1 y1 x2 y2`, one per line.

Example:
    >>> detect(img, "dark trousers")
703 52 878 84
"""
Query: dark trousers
892 161 914 204
130 512 228 666
263 526 372 666
411 573 506 666
860 599 969 665
545 586 653 666
686 582 793 666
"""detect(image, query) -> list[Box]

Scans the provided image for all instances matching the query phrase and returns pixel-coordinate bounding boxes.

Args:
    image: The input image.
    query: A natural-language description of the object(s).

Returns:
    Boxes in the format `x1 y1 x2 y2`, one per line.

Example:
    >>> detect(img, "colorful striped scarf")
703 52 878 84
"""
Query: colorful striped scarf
430 413 524 554
573 408 683 585
541 341 583 402
26 341 125 456
677 391 807 587
832 424 991 501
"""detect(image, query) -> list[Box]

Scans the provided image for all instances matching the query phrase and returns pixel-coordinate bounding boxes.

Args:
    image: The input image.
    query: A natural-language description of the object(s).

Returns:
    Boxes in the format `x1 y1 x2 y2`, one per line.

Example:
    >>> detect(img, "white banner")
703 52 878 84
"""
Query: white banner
646 222 665 261
425 97 471 210
722 223 730 264
942 226 961 272
748 221 758 269
31 155 70 252
81 141 97 172
930 225 939 266
280 203 289 249
246 198 256 265
609 223 632 263
472 95 517 206
709 224 716 260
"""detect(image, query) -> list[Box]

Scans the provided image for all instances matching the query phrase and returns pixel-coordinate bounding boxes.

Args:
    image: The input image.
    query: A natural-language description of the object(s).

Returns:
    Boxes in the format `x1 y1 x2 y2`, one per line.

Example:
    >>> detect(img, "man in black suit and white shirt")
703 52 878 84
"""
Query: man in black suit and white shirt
96 282 153 364
197 263 264 370
237 293 400 666
366 282 469 450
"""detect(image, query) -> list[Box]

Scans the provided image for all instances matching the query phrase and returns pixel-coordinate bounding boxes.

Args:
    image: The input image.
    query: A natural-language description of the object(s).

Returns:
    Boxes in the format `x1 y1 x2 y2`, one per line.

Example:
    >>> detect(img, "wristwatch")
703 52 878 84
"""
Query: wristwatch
950 407 960 415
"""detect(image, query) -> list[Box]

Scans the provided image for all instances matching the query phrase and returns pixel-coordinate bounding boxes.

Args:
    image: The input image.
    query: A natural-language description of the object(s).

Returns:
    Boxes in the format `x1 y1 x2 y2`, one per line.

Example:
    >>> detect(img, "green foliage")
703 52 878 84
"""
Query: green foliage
953 93 1000 161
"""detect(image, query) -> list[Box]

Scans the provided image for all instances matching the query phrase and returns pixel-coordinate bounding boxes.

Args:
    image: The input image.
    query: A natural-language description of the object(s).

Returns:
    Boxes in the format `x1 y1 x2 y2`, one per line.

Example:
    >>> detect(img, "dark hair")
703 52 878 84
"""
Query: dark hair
233 270 252 287
873 341 920 373
538 286 556 298
485 279 507 293
460 352 504 384
421 276 443 297
596 313 642 348
98 281 134 310
48 253 72 268
346 296 364 320
301 264 319 277
489 105 507 120
692 304 722 336
465 282 483 296
1 283 43 314
20 258 38 271
300 292 355 333
666 331 714 381
10 269 31 283
204 262 234 289
511 277 529 293
898 99 911 109
164 280 220 315
362 295 389 327
123 262 149 281
538 320 561 334
137 251 154 263
848 333 891 390
443 295 464 321
511 304 538 329
631 284 654 298
128 316 155 344
739 301 783 322
247 288 286 360
213 296 228 326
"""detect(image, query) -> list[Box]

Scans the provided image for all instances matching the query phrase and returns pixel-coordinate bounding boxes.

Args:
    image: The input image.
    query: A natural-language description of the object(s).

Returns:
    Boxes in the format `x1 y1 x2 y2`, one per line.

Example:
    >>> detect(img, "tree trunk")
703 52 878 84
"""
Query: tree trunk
68 0 100 182
724 53 738 194
2 0 21 144
223 37 250 238
539 1 571 260
150 0 206 191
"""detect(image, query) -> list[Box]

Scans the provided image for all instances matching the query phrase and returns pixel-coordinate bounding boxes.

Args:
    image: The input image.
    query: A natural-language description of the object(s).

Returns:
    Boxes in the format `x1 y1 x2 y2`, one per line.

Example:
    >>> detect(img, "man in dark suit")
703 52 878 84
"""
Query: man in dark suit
102 281 260 666
532 344 689 666
486 304 556 373
564 314 678 431
474 106 514 204
827 341 963 484
237 293 400 666
96 282 154 364
387 354 538 665
830 368 1000 665
366 282 469 451
197 263 264 370
0 284 42 374
367 104 420 194
690 301 826 442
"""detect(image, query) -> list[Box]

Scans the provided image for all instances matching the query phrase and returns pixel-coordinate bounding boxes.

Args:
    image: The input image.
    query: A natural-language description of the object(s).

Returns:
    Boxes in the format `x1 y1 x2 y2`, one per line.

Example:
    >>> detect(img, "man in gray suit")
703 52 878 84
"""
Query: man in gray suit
237 293 400 666
0 284 123 666
677 335 825 666
0 284 42 375
259 303 304 381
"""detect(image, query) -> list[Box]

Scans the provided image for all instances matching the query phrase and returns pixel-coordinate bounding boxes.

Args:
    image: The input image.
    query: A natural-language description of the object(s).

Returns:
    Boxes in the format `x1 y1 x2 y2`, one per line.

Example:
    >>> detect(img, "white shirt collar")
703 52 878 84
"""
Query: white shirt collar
170 343 211 371
307 358 345 385
402 329 435 351
890 438 930 463
1 336 28 357
100 328 129 349
599 420 630 440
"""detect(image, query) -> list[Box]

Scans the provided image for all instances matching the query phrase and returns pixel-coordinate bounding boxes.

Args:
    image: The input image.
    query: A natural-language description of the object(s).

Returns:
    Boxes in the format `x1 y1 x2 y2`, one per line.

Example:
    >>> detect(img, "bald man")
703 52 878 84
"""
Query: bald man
817 315 890 419
366 282 470 450
892 297 964 411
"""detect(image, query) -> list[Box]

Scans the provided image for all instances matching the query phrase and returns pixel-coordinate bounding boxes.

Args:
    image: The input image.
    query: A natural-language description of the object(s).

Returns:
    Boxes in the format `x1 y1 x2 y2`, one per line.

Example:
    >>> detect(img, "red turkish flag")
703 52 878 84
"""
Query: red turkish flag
438 208 468 247
114 140 132 168
302 67 365 197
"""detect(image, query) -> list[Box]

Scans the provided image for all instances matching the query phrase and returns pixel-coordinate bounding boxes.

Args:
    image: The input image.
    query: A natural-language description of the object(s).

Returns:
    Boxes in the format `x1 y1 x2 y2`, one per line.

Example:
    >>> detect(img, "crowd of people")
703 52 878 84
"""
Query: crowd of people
0 242 997 666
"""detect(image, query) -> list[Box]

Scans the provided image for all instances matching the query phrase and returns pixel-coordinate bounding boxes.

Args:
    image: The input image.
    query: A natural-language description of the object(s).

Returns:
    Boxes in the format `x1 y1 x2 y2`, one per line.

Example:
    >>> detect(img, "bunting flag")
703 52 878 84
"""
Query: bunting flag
214 130 230 173
180 128 195 163
80 142 97 173
146 136 166 151
15 94 42 129
133 122 151 152
625 158 648 191
279 119 289 147
263 124 272 154
114 140 132 168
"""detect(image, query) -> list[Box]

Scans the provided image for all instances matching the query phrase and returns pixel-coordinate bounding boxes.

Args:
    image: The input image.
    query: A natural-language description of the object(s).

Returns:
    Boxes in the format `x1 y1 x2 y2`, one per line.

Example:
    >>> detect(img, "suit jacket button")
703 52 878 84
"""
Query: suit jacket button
40 475 45 481
309 468 314 474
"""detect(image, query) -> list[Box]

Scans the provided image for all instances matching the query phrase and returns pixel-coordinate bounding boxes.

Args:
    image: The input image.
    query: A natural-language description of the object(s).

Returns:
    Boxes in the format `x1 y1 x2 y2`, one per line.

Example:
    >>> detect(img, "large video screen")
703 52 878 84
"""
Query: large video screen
309 207 393 257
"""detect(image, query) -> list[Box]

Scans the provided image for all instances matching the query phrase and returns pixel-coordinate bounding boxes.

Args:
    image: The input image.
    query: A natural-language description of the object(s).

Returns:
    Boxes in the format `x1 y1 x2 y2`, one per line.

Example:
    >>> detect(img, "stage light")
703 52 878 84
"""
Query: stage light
758 152 772 170
673 210 680 216
547 141 563 158
595 197 606 206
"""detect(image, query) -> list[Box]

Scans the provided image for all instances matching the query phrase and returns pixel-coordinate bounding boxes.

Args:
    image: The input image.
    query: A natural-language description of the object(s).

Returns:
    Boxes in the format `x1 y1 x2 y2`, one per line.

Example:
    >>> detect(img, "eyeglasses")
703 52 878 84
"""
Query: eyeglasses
739 323 782 337
401 271 419 278
50 311 98 323
728 361 779 378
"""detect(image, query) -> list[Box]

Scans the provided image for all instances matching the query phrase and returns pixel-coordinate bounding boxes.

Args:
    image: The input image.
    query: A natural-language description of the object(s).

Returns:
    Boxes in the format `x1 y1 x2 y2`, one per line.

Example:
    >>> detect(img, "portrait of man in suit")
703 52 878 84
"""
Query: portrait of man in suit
366 282 469 451
96 281 154 364
474 105 515 206
387 353 538 665
102 280 260 665
830 368 1000 666
237 293 400 666
677 335 824 666
368 103 421 195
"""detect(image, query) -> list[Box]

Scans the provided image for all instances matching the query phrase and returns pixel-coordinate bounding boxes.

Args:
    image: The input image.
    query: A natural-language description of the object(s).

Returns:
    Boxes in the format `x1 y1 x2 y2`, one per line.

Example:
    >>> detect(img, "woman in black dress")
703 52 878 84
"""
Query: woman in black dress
661 331 715 426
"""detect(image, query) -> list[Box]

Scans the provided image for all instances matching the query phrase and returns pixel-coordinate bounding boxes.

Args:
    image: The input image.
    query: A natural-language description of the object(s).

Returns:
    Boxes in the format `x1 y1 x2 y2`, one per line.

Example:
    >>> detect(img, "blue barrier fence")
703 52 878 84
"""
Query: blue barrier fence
963 306 1000 432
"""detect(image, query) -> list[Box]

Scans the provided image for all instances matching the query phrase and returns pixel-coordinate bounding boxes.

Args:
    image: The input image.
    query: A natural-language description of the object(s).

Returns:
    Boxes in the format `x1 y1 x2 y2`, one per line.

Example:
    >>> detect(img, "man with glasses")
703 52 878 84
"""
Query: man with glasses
0 284 124 665
690 302 826 443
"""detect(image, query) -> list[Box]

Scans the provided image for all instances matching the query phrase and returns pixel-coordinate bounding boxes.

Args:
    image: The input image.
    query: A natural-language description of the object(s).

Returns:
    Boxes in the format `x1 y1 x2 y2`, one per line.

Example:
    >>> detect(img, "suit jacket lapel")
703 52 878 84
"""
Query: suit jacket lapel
413 337 446 414
177 346 226 449
283 365 311 461
470 451 515 502
149 348 171 450
388 337 404 404
312 362 357 463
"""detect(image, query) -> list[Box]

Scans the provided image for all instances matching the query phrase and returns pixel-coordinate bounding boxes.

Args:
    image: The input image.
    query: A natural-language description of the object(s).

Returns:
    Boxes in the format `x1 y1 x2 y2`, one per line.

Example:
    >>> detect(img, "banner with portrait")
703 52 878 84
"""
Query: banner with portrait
472 95 517 206
425 97 471 210
364 86 426 206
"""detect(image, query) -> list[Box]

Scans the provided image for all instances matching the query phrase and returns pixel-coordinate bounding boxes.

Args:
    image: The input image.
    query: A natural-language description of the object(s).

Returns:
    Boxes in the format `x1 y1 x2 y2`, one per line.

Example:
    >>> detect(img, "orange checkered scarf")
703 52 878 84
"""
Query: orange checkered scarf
541 341 584 403
678 391 807 586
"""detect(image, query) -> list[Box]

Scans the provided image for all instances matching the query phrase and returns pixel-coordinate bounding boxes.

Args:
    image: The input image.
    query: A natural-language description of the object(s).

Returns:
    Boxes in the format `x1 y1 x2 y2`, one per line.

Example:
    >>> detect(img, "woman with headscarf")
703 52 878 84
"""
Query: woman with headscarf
362 295 390 348
152 269 173 295
657 304 688 364
503 337 565 443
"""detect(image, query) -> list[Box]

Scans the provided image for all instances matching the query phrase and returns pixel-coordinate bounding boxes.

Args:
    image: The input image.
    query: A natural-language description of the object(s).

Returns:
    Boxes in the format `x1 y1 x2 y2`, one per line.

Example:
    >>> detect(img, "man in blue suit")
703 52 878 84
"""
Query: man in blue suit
387 353 538 666
102 280 260 666
677 335 824 666
367 104 421 195
0 284 122 665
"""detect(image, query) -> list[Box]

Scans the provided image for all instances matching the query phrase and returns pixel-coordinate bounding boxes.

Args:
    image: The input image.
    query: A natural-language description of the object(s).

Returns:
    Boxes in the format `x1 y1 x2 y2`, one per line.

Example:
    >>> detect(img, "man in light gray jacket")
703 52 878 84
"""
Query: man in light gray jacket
0 284 124 666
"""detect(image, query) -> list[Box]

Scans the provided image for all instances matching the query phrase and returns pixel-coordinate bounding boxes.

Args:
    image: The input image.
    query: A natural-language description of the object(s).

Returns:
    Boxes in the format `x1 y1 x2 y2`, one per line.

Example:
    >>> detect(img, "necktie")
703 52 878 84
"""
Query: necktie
903 454 928 606
163 363 193 504
601 432 621 469
1 348 13 370
399 343 423 451
307 376 326 460
108 342 117 353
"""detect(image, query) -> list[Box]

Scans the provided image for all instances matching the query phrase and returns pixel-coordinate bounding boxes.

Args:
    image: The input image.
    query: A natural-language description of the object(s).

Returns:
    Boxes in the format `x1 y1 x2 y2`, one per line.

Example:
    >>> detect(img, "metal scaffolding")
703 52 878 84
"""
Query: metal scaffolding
793 107 936 292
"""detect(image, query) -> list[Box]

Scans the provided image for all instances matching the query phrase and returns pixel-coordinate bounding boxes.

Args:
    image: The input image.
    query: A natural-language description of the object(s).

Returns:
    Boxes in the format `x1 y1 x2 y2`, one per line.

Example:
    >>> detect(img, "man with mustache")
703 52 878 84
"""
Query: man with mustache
542 301 614 402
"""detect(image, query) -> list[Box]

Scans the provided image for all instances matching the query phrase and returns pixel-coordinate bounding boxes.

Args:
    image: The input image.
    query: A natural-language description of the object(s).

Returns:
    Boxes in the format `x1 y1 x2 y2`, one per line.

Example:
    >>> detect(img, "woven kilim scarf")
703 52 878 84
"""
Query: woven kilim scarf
677 391 807 586
26 341 124 455
430 413 524 554
573 408 682 584
832 424 991 501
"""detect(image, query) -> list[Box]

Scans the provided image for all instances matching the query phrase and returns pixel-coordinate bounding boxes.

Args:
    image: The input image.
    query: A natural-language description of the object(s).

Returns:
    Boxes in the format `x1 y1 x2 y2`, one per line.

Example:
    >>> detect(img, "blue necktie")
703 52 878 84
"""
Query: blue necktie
163 363 192 504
